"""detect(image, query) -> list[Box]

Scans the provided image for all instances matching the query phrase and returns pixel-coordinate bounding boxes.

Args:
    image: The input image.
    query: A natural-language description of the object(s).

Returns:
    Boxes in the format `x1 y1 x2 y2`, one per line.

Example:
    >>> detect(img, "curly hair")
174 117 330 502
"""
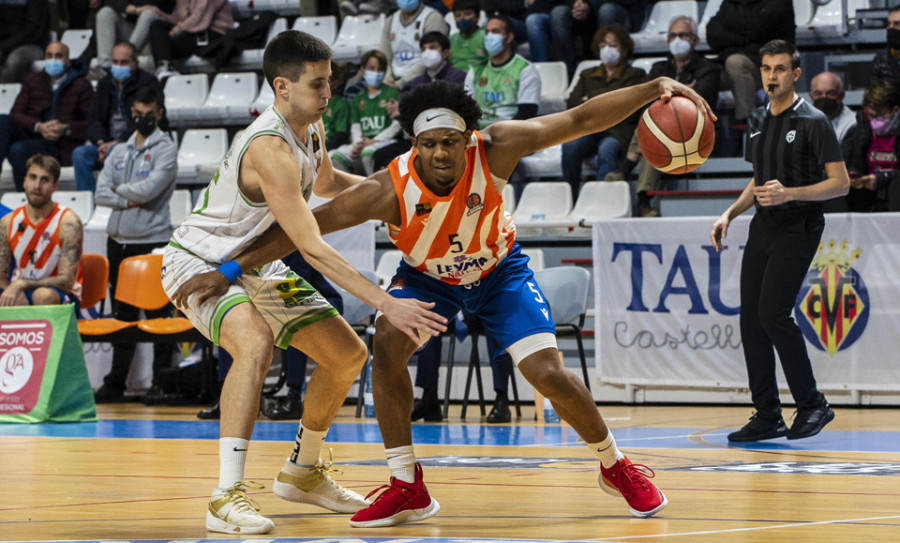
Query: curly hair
399 80 482 135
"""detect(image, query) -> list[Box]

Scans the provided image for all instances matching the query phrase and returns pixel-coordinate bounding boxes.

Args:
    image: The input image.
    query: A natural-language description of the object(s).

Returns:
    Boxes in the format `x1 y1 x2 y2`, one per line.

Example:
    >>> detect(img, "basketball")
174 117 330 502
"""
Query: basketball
637 96 715 174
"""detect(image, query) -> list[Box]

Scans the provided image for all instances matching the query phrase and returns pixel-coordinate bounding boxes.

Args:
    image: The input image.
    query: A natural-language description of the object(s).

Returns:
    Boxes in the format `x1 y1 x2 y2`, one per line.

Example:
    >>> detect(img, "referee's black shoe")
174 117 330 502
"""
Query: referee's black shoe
787 402 835 440
727 412 788 442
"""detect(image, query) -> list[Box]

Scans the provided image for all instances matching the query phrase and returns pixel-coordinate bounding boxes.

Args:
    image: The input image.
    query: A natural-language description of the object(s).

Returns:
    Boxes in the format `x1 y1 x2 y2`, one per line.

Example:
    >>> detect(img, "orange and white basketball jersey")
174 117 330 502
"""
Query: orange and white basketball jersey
387 131 516 286
7 203 82 299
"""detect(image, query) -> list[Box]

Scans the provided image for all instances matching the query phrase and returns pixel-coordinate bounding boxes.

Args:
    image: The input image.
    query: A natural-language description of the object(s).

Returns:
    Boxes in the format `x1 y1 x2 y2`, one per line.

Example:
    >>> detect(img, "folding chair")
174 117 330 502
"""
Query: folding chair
77 254 108 320
533 266 592 391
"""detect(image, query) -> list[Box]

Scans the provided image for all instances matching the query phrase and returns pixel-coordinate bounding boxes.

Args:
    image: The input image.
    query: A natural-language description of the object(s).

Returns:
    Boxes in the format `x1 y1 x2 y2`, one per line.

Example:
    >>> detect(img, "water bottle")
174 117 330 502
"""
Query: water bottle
543 397 560 423
363 362 376 418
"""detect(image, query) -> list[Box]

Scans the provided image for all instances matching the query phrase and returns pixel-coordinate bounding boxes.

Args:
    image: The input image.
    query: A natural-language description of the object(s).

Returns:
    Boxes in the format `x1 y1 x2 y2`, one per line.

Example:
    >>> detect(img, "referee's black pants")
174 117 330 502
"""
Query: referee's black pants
739 209 826 418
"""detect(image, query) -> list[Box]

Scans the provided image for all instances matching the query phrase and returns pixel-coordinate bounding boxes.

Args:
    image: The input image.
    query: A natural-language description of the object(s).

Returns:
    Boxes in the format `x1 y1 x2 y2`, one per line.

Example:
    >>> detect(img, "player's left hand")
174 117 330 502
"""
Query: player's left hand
754 179 791 206
170 270 230 310
656 77 717 122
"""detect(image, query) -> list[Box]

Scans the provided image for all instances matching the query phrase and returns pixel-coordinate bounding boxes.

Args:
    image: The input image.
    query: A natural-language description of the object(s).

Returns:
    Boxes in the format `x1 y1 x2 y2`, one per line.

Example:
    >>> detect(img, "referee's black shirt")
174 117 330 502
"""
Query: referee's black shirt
745 97 843 213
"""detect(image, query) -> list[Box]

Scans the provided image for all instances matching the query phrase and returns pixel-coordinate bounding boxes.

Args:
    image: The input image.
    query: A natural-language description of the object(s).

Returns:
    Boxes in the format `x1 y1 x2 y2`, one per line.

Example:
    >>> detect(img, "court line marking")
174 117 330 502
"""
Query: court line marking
590 513 900 540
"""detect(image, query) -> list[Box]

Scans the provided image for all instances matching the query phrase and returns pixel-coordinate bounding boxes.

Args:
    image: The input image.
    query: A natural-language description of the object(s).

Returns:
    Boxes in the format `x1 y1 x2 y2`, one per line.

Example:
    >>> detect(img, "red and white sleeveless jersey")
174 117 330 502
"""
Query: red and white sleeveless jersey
7 203 82 299
387 131 516 286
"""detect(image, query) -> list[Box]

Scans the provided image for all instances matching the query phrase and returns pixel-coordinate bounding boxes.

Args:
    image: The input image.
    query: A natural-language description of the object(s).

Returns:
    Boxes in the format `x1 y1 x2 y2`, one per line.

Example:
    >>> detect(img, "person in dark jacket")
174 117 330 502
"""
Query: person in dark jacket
624 15 721 216
0 42 93 190
73 42 167 192
561 25 644 199
706 0 795 122
870 5 900 88
0 0 50 83
548 0 646 75
844 79 900 212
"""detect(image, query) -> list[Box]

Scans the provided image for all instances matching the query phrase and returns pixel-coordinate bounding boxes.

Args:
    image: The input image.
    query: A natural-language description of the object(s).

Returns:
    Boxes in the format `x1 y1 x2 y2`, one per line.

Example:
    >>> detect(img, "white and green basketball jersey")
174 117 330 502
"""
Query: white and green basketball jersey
170 105 325 263
473 54 541 129
389 6 438 79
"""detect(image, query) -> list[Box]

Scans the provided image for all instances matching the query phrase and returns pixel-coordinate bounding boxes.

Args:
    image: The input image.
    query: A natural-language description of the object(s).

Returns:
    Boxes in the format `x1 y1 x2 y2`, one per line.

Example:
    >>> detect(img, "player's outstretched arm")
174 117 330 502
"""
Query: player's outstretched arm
483 77 716 178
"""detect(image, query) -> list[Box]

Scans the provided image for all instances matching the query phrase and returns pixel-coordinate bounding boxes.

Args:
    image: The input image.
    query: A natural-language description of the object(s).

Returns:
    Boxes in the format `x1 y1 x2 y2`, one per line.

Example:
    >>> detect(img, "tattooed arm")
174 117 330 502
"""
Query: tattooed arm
0 211 83 306
0 215 11 290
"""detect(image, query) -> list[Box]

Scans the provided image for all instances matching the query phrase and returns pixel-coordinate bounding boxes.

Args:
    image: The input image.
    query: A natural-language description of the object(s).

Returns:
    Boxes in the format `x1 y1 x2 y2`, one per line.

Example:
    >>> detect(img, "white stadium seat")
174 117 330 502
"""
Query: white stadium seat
234 17 288 70
197 72 259 123
177 129 228 182
512 181 572 238
53 191 94 223
533 61 568 114
293 16 338 45
331 14 386 63
0 84 21 115
169 189 193 226
556 181 631 236
61 29 93 59
164 74 209 124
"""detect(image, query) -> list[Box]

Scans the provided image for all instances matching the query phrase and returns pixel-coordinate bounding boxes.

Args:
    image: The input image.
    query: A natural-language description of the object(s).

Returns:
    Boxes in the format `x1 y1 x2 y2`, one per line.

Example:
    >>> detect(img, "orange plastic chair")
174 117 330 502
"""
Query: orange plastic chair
78 254 109 311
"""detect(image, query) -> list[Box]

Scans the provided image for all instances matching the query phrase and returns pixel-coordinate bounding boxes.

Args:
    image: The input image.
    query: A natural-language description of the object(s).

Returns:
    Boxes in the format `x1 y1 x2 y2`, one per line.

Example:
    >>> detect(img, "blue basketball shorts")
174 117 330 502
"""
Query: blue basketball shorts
385 244 555 358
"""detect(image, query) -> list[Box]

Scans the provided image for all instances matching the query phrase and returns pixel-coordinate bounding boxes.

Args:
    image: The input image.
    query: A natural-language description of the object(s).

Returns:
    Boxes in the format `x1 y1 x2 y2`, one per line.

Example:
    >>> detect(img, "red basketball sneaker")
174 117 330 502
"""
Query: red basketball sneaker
599 456 667 518
349 463 440 528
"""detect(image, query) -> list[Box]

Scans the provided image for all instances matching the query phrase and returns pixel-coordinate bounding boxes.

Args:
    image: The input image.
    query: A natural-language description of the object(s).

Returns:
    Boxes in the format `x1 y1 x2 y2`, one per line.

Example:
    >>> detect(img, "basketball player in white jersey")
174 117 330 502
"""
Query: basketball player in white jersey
161 31 447 534
173 79 714 525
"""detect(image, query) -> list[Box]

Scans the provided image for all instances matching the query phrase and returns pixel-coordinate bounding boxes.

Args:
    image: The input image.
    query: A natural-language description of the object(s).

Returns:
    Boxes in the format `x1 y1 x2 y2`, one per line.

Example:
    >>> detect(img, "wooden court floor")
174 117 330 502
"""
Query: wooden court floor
2 403 899 543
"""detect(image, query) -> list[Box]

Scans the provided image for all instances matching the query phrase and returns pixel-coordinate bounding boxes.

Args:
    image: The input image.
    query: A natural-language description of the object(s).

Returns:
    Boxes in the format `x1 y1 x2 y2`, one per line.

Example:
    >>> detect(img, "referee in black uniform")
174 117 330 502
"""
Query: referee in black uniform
710 40 850 443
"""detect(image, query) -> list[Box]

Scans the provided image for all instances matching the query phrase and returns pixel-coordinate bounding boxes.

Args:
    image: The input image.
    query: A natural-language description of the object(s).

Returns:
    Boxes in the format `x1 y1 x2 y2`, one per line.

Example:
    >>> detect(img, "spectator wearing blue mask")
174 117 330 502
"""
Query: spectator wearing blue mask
72 42 167 192
379 0 449 89
0 42 93 190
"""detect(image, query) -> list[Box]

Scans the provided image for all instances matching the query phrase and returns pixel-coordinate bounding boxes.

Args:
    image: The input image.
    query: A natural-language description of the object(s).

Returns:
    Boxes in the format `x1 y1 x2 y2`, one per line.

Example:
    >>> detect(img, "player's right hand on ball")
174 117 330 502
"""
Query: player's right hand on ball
657 77 717 122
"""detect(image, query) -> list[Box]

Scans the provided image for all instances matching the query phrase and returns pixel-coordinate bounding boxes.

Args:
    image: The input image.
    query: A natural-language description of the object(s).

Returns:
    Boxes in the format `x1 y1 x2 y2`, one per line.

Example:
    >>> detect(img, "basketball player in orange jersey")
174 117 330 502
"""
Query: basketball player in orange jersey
173 78 714 526
0 154 83 307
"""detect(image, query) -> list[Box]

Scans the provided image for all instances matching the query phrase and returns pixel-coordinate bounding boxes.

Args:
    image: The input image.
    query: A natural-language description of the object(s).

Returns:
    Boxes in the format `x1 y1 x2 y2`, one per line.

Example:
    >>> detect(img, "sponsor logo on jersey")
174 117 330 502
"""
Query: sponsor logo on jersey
786 129 796 143
795 239 869 356
466 193 483 216
415 202 432 216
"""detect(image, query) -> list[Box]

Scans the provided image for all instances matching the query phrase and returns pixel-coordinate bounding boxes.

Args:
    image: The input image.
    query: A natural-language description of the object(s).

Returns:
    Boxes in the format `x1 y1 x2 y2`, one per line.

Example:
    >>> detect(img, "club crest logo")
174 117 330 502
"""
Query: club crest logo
795 239 869 356
466 193 483 216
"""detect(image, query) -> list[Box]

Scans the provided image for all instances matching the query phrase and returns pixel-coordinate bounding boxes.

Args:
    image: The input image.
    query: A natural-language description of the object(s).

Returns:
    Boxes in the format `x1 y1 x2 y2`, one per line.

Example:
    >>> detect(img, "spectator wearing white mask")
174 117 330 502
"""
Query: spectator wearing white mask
379 0 449 88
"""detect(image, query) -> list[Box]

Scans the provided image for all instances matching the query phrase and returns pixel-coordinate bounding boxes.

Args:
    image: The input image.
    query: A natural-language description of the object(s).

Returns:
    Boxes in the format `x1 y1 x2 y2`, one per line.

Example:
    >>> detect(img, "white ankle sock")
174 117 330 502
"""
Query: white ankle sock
385 445 416 484
587 433 625 469
218 437 249 488
284 422 327 474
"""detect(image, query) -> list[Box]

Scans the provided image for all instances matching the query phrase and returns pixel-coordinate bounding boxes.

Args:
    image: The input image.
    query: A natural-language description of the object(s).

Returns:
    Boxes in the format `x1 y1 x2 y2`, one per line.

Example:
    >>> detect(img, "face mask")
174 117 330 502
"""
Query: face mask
397 0 418 12
133 115 157 137
888 28 900 49
364 70 385 88
44 59 65 78
456 17 477 35
484 33 505 56
110 65 132 81
813 97 841 119
668 37 692 58
421 49 443 69
870 111 900 136
599 45 621 66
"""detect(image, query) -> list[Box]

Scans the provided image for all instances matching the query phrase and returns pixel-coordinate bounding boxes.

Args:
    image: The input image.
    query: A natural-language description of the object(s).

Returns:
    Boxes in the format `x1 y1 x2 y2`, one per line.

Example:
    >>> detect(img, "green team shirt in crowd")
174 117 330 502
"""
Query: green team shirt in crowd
350 86 402 139
449 29 488 73
322 96 350 146
473 54 541 129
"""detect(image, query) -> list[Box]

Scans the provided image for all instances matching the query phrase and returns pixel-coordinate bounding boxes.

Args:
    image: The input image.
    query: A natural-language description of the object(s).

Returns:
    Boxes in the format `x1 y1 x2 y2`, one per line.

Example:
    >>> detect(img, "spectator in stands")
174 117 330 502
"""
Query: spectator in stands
473 14 541 130
73 42 166 192
0 42 93 190
484 0 530 44
93 87 178 403
622 15 721 217
706 0 795 123
844 79 900 213
148 0 234 79
0 0 49 84
560 25 642 200
94 1 174 71
330 50 402 175
449 0 487 73
371 32 473 172
548 0 647 75
525 0 567 64
339 0 393 17
322 62 350 151
380 0 449 88
810 71 857 147
0 154 83 307
871 5 900 87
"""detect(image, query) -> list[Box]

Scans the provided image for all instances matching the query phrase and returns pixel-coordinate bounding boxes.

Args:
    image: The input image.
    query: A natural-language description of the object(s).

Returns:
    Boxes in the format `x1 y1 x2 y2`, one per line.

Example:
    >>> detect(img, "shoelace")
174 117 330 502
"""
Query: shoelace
616 463 655 499
314 449 361 499
223 480 265 513
364 478 408 504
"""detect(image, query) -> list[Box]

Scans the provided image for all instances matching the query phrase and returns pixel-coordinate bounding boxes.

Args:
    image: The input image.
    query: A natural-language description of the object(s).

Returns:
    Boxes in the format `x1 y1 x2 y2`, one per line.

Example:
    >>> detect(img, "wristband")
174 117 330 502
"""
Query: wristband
217 260 242 283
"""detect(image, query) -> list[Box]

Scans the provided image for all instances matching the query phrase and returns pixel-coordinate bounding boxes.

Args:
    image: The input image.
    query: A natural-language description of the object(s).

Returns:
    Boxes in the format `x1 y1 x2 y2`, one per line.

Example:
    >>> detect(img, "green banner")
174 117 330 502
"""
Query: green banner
0 305 97 423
